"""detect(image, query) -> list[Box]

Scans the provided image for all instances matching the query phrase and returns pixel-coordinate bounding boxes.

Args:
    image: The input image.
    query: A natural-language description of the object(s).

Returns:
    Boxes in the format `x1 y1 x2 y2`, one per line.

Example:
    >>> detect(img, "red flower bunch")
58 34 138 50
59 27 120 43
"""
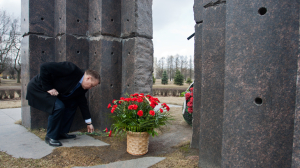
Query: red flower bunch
107 93 172 137
186 87 193 114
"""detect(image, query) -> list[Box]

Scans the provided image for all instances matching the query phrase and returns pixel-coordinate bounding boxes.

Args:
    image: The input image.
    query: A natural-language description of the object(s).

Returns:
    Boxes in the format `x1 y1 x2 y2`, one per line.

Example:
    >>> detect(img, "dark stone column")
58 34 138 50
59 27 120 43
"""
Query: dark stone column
88 0 102 36
190 0 203 149
54 0 66 35
21 35 55 129
191 23 202 149
55 35 66 62
66 0 89 36
65 35 89 70
121 0 153 39
222 1 299 167
193 0 203 24
101 0 121 37
120 0 153 96
293 35 300 167
28 0 55 36
198 3 226 168
55 0 89 36
89 37 122 130
122 37 153 96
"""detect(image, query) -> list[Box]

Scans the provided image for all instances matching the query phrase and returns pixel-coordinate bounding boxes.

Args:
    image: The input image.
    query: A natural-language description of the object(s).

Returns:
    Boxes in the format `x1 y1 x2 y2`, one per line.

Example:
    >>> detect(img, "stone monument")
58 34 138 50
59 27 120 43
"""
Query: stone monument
192 0 300 167
21 0 153 131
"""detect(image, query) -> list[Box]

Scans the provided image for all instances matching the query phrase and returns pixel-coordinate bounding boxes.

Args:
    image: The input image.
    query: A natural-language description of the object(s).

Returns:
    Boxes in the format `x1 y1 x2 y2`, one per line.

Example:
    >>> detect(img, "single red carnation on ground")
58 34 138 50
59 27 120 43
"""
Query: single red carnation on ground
185 92 191 100
105 128 108 132
149 110 155 116
109 130 112 137
107 103 111 109
137 110 143 117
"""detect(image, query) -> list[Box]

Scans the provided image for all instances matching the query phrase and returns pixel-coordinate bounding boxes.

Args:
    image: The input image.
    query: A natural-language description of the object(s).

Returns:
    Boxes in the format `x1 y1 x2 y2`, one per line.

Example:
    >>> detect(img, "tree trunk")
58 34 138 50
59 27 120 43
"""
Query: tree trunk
16 70 20 83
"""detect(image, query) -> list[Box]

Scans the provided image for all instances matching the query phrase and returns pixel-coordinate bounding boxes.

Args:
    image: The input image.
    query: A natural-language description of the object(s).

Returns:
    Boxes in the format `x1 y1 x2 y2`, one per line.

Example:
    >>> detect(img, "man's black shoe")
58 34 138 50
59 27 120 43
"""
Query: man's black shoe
59 133 76 139
45 137 62 147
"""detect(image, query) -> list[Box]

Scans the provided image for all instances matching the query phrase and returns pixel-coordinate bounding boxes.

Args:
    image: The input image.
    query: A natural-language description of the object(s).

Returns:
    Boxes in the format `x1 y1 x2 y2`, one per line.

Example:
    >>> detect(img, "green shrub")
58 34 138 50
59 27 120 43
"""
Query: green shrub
161 71 168 85
174 70 184 85
186 78 193 85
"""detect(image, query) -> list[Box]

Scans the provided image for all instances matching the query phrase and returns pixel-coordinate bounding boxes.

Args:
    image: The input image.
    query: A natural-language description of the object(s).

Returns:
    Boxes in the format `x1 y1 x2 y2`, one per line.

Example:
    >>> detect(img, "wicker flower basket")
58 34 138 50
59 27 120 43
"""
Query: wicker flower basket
127 131 150 156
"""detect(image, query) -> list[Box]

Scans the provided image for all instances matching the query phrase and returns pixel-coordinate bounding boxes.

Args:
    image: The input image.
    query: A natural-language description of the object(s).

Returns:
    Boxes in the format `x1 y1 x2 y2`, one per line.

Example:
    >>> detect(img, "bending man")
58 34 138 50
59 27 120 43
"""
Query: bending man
26 61 100 146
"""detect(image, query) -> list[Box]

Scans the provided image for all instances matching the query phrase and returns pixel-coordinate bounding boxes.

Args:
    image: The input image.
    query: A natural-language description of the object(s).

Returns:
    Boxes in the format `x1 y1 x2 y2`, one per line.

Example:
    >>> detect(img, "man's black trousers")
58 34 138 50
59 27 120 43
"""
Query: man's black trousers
46 98 77 140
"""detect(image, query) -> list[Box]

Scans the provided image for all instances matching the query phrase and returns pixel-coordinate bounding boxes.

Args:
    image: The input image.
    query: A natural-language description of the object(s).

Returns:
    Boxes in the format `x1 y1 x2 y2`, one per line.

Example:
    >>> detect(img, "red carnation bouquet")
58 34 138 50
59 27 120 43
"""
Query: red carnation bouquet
107 93 172 137
185 87 193 114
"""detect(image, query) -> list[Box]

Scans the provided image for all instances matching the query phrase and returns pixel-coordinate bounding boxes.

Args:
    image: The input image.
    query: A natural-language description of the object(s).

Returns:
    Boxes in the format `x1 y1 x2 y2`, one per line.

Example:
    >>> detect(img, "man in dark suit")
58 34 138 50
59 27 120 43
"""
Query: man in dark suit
26 62 100 147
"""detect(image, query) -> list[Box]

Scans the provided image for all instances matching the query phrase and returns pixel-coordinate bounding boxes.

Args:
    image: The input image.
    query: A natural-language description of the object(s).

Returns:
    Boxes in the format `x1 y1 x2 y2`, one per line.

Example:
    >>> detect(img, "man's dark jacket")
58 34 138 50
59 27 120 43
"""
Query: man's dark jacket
26 62 91 119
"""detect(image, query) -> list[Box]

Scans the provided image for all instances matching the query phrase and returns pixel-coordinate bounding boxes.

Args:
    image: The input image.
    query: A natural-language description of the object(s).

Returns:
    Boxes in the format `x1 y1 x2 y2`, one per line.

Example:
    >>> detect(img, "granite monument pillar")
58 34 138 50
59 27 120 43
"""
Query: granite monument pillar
192 0 300 167
21 0 153 131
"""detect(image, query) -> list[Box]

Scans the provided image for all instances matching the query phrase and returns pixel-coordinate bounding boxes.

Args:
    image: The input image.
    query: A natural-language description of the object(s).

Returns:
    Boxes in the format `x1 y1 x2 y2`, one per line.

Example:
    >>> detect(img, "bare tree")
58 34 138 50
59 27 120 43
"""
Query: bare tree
0 10 22 83
167 55 174 81
183 55 188 80
175 54 179 71
0 10 14 79
156 57 165 79
11 18 21 83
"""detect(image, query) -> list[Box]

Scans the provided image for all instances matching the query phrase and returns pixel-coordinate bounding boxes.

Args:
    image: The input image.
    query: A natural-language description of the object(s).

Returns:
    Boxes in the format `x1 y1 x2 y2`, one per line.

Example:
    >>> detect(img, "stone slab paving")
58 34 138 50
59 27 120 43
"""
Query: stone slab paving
73 157 166 168
60 132 109 147
0 124 55 159
0 108 108 159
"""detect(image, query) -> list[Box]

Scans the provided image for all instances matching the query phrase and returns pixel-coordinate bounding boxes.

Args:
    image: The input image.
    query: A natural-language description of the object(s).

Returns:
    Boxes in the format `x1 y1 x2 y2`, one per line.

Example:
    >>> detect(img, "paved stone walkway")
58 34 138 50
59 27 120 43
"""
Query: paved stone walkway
0 108 166 167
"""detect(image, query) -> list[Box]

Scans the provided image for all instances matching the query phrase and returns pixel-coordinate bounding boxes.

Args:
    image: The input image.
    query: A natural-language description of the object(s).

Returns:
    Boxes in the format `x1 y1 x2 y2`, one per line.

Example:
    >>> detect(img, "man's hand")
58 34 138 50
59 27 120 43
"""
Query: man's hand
47 89 59 96
87 124 94 133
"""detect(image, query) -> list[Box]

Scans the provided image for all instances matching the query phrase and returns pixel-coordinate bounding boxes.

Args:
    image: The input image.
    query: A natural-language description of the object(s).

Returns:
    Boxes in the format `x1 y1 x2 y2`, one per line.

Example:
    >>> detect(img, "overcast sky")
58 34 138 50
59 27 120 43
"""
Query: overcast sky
0 0 195 59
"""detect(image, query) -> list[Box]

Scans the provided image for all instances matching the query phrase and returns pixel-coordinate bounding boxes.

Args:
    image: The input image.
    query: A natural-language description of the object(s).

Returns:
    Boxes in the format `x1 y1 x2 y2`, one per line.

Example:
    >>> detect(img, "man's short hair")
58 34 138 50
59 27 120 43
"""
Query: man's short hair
85 70 101 84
